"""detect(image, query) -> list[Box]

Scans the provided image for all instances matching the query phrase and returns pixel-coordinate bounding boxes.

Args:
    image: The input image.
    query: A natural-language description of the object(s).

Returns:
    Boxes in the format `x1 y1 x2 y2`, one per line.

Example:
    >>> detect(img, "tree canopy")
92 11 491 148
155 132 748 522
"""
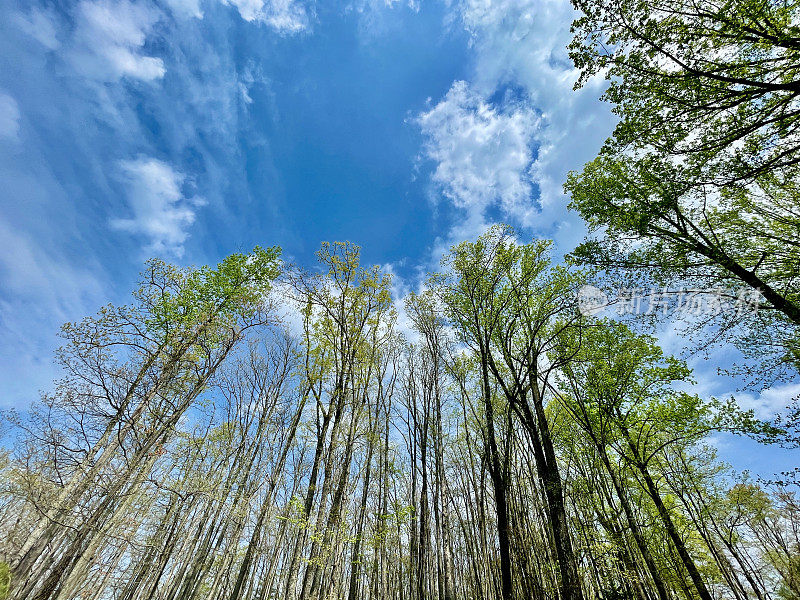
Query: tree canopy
566 0 800 380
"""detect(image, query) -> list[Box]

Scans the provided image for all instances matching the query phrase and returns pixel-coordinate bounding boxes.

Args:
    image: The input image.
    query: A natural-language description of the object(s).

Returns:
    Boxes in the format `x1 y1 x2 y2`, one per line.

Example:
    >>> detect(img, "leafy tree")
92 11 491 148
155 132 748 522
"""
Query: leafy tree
556 321 721 600
435 225 588 600
566 0 800 379
0 236 795 600
7 246 281 600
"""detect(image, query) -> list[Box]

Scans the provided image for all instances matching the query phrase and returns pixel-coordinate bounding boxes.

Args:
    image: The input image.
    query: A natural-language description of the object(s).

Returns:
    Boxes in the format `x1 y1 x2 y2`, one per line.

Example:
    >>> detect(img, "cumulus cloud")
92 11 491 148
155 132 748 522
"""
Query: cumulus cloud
0 92 21 140
111 158 204 257
424 0 614 249
225 0 308 31
67 0 166 82
417 80 539 237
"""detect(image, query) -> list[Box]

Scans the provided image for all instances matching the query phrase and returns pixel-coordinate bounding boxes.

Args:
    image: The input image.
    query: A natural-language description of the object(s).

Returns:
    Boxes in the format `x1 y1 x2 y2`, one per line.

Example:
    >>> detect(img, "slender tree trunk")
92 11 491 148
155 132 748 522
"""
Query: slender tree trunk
479 351 513 600
619 423 713 600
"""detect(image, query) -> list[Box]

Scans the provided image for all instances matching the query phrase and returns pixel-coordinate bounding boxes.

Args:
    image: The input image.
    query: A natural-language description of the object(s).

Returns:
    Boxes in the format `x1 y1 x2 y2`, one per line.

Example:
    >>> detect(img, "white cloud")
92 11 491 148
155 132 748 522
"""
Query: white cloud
111 158 203 257
13 7 61 50
159 0 310 30
238 63 267 105
404 0 618 344
345 0 420 35
164 0 204 19
731 382 800 420
351 0 418 8
225 0 308 31
68 0 166 82
426 0 614 250
416 80 539 237
0 92 21 140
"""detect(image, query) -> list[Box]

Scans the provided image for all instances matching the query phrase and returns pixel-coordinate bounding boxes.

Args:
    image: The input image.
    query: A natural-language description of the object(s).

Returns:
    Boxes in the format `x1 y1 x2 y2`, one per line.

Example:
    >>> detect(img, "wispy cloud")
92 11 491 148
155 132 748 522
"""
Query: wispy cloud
0 91 20 140
111 158 204 257
0 216 105 407
163 0 310 31
225 0 309 31
67 0 166 82
12 6 60 50
345 0 421 35
164 0 205 19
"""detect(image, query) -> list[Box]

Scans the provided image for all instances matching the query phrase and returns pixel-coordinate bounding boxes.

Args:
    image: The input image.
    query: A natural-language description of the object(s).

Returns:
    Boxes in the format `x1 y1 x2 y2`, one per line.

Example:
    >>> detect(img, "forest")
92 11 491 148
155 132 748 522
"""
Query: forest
1 0 799 599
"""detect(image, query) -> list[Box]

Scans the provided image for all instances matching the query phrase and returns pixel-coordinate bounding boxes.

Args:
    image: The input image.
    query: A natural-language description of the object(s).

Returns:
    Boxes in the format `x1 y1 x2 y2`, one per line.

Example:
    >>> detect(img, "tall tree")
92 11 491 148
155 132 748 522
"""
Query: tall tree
566 0 800 378
436 225 587 600
0 234 796 600
556 321 733 600
6 246 280 600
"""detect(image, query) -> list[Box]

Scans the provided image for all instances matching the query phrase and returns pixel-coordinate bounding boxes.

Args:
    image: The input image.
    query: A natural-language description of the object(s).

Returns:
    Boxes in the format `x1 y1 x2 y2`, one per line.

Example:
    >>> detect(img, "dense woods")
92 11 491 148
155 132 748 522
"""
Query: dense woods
0 232 797 600
1 0 799 599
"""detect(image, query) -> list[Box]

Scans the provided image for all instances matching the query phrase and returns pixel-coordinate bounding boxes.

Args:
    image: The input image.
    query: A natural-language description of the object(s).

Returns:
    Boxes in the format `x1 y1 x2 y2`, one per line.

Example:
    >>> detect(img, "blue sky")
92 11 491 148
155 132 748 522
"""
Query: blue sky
0 0 797 476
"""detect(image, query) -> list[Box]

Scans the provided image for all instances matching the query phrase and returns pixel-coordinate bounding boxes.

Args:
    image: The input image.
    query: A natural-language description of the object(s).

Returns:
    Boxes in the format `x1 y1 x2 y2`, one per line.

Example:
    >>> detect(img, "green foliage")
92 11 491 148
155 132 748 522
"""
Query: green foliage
51 245 282 421
5 235 799 600
436 224 587 358
566 0 800 381
137 245 281 342
570 0 800 182
0 562 9 600
280 495 311 529
556 321 713 461
58 246 281 368
774 549 800 600
296 241 395 384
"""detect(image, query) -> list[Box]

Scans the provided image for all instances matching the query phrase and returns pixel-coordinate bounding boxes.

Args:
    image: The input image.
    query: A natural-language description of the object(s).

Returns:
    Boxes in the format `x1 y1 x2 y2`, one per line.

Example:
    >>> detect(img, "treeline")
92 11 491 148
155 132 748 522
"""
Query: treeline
0 233 797 600
2 0 800 598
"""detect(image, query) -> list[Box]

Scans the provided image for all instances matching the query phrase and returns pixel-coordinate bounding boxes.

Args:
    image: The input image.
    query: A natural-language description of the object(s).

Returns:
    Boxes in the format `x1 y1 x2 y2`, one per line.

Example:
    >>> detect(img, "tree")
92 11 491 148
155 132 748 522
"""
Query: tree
283 241 396 600
0 235 797 600
6 246 281 600
556 321 740 600
435 225 587 600
566 0 800 379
